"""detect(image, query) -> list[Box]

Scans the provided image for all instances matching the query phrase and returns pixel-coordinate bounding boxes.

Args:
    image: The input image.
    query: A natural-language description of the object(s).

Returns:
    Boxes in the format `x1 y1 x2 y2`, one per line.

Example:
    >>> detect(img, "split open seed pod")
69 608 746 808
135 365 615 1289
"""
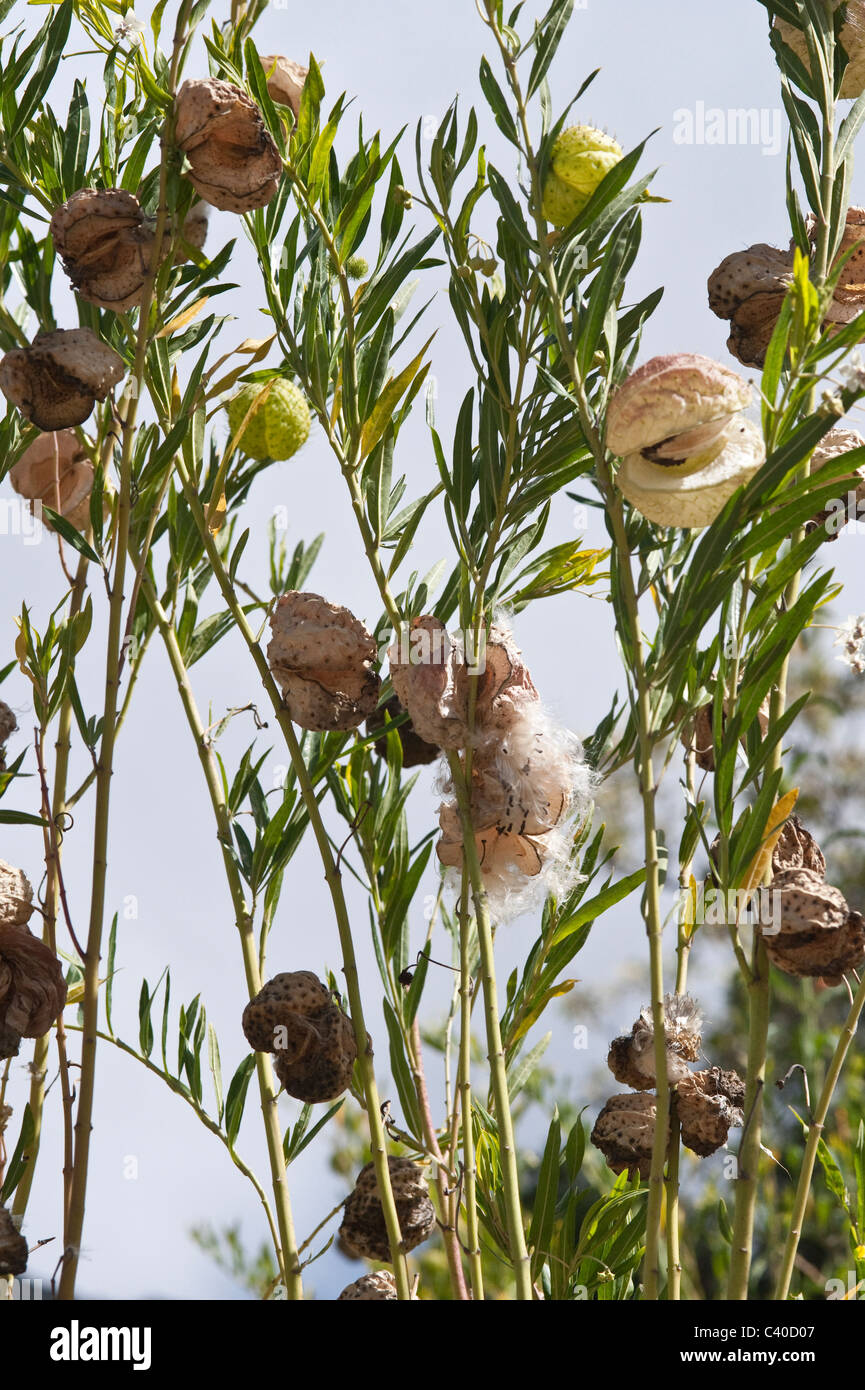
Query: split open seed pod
367 694 439 767
0 1207 27 1277
591 1092 663 1180
340 1156 435 1262
174 78 283 213
242 971 357 1103
606 354 765 528
0 862 34 928
677 1066 745 1157
259 55 308 118
0 923 68 1060
388 616 470 749
9 429 103 533
0 329 125 431
771 816 827 878
607 994 703 1091
774 2 865 99
267 592 381 732
50 188 165 312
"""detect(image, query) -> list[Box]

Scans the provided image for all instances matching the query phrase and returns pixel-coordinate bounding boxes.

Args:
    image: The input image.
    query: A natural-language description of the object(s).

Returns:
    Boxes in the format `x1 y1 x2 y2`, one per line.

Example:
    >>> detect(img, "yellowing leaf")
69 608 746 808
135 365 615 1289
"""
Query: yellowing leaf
208 491 227 533
157 295 210 339
509 979 577 1047
738 787 799 896
360 335 434 460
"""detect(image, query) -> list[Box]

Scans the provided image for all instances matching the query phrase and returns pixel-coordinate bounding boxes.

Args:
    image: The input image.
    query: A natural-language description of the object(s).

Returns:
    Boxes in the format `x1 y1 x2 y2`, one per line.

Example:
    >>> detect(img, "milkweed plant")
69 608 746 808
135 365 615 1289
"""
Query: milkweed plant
1 0 865 1303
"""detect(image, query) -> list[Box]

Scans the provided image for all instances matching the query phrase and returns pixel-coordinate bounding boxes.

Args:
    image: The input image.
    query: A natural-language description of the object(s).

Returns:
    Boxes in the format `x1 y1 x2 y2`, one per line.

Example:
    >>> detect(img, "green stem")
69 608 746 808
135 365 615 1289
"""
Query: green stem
457 876 484 1299
141 570 303 1297
481 6 668 1296
774 971 865 1300
57 2 193 1302
13 555 89 1224
447 751 532 1300
170 461 411 1299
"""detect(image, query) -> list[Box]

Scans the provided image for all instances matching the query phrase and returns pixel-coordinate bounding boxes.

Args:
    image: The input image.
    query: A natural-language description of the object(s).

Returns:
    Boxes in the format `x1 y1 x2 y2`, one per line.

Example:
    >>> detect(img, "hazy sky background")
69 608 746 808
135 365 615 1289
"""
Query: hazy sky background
1 0 863 1300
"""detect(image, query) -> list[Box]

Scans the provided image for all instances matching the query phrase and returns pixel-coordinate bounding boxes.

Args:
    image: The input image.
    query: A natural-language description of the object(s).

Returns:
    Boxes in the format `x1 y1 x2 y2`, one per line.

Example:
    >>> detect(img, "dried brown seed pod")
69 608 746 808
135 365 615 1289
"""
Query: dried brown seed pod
677 1066 745 1157
775 3 865 99
367 694 440 767
242 971 357 1103
174 78 282 214
337 1270 419 1300
0 1207 27 1277
50 188 166 312
591 1092 663 1179
0 328 125 431
9 429 100 533
607 994 703 1091
804 427 865 540
681 694 770 772
389 617 470 749
0 702 16 747
707 244 793 369
267 592 381 732
259 55 308 118
0 861 34 928
173 203 209 262
771 815 826 878
388 619 539 750
762 868 865 983
0 923 68 1059
708 211 865 368
771 868 849 935
339 1157 435 1262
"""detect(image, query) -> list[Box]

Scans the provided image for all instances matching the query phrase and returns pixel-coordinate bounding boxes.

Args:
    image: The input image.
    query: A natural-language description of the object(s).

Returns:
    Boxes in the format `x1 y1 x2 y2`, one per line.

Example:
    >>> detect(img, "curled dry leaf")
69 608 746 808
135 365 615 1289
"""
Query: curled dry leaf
0 923 68 1060
174 78 283 213
242 971 357 1103
259 54 308 118
50 188 166 312
267 591 381 731
10 429 101 533
0 328 125 431
339 1157 435 1262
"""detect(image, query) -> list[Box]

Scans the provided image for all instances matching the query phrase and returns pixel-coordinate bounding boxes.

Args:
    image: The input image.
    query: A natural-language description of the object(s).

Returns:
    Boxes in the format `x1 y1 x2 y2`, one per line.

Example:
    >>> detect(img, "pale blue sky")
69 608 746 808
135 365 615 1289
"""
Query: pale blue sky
1 0 862 1299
